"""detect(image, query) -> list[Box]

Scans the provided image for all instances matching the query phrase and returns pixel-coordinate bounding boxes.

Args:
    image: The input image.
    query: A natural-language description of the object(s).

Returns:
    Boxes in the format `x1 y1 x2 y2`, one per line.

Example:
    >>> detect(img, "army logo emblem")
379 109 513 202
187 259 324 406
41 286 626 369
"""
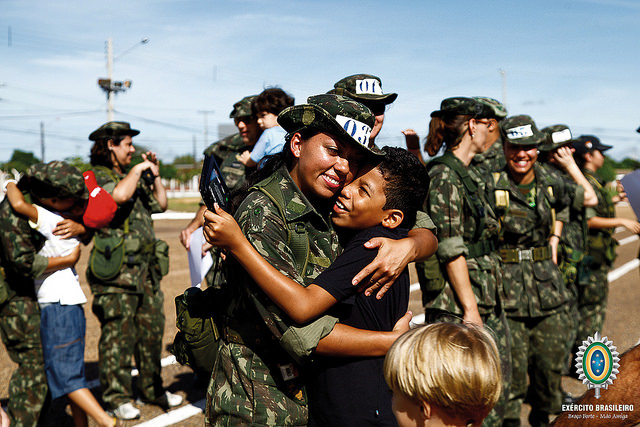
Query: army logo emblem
575 332 620 398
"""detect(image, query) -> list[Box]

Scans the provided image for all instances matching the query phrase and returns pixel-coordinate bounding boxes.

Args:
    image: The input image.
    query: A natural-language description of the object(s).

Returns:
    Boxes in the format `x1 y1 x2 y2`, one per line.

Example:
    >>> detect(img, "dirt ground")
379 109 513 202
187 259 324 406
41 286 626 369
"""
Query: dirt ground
2 206 640 426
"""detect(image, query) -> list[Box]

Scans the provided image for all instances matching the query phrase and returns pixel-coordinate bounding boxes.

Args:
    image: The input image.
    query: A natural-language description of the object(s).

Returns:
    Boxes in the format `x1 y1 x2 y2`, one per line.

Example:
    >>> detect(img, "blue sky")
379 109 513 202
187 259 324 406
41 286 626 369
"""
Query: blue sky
2 0 640 164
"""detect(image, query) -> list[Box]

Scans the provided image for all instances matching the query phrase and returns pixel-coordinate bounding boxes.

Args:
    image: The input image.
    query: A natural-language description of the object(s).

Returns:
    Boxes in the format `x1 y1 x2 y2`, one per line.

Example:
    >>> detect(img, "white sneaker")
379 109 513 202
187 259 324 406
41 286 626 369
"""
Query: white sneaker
163 391 183 408
112 402 141 420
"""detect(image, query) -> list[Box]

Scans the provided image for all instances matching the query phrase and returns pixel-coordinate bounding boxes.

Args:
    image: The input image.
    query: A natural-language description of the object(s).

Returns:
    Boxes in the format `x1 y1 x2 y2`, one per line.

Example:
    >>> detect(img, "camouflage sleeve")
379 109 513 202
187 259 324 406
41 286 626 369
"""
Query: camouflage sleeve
0 208 48 280
413 210 436 233
585 207 598 220
571 184 585 211
427 168 467 261
553 179 571 223
141 182 164 214
236 192 338 362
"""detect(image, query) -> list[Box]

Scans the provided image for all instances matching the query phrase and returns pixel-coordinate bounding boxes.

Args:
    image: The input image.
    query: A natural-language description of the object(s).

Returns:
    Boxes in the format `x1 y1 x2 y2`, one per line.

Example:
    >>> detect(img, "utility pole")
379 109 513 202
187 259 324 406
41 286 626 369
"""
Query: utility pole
40 122 45 162
97 37 149 121
198 110 215 158
192 135 197 166
500 69 507 110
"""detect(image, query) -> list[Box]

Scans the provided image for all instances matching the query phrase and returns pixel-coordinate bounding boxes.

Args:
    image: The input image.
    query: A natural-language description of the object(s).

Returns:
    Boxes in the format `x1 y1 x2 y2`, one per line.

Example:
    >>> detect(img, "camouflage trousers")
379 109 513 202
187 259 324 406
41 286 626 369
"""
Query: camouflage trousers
91 281 165 410
0 297 49 427
424 307 512 427
571 265 609 367
504 309 572 423
206 341 308 426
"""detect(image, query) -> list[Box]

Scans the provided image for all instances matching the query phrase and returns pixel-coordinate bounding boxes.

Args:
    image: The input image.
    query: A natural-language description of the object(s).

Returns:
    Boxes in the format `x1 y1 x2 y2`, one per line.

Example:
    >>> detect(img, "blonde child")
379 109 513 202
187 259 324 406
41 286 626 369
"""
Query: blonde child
384 323 502 427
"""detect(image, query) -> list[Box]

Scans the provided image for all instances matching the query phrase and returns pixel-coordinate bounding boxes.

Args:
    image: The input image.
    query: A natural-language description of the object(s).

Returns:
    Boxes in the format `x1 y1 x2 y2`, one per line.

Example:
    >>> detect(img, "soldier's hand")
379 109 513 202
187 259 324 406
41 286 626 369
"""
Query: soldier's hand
621 218 640 234
202 241 213 257
53 219 86 239
463 308 484 327
552 146 577 170
179 227 193 249
353 237 415 299
202 203 243 251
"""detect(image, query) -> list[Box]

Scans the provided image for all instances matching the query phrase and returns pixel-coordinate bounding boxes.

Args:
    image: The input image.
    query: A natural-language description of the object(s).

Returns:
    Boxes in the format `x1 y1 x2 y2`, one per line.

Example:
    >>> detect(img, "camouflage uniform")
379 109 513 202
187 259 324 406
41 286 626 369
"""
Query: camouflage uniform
492 163 574 425
574 168 616 351
206 166 341 426
87 165 166 410
0 161 87 426
421 152 511 427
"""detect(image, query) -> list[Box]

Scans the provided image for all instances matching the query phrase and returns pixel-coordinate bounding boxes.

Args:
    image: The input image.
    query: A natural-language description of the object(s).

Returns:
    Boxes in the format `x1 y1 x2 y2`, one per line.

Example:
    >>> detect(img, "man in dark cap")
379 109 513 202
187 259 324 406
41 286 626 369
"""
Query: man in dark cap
0 161 88 425
328 73 397 147
179 95 263 288
571 135 640 369
470 96 509 175
86 121 179 420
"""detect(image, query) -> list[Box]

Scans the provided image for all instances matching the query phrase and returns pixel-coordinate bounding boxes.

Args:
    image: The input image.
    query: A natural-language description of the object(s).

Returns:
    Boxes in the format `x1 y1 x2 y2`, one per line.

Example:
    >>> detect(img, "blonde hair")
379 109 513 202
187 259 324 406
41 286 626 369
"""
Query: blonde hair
384 322 502 425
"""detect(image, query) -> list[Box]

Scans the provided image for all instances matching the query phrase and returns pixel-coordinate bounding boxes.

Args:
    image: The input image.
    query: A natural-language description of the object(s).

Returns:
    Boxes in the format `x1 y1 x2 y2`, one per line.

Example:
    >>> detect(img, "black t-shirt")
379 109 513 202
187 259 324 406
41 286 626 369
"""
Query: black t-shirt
307 224 410 427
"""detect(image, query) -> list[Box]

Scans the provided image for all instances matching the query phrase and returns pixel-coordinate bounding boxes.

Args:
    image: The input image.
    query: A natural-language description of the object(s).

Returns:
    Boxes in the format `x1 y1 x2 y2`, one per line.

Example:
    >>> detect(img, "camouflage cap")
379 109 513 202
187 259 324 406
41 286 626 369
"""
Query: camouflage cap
278 94 382 157
430 97 495 119
539 124 573 152
26 160 88 201
572 135 612 155
229 95 257 119
500 115 546 146
473 96 508 119
89 121 140 141
328 74 398 106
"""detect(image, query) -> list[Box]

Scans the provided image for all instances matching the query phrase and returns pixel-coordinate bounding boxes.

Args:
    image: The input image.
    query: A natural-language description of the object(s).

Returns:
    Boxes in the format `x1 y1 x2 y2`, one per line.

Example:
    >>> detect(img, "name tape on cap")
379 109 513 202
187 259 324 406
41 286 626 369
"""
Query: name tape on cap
355 79 383 96
507 124 534 139
551 128 572 143
335 115 372 147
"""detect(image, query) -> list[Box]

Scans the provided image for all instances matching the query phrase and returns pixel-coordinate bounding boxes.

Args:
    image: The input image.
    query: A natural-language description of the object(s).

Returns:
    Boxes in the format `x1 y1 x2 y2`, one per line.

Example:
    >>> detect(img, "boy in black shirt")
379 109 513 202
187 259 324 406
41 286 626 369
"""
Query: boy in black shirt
206 146 433 426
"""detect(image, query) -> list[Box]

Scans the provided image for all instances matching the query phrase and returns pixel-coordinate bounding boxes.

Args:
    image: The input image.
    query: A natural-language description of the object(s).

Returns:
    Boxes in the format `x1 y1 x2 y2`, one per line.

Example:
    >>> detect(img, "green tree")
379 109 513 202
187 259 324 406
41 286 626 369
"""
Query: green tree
2 150 40 173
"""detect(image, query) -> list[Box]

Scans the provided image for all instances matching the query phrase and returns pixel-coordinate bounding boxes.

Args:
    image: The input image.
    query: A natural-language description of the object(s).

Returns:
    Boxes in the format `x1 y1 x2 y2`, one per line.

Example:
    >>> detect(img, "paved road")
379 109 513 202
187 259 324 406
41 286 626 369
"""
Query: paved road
2 205 639 426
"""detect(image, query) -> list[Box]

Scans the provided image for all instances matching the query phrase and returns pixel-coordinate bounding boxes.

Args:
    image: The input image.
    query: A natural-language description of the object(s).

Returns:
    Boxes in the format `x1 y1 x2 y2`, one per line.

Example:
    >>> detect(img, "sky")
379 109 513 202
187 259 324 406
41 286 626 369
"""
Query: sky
2 0 640 165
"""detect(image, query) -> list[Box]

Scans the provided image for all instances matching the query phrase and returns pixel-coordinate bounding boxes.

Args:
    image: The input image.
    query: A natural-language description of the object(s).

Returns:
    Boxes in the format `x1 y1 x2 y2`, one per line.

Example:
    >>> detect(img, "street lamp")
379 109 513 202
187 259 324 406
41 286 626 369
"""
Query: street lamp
97 37 149 121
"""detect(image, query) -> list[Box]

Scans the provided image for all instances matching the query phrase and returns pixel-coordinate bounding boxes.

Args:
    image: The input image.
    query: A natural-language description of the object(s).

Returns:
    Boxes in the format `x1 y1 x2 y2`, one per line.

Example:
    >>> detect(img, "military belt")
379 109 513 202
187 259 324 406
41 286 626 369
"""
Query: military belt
467 239 497 259
500 245 551 263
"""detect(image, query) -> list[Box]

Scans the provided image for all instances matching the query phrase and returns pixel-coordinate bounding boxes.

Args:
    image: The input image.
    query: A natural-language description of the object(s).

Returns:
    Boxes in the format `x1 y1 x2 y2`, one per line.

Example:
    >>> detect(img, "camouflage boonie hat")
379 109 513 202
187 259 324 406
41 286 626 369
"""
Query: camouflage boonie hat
278 94 382 157
229 95 257 119
501 115 546 146
539 124 573 152
430 97 495 119
572 135 612 155
89 121 140 141
26 161 88 201
473 96 508 119
328 74 398 106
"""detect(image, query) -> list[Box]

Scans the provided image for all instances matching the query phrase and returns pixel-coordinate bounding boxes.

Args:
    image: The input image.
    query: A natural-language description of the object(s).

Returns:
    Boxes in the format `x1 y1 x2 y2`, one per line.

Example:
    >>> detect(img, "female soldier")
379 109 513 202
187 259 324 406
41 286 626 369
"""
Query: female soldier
203 94 436 426
493 115 573 427
420 97 510 427
86 121 181 420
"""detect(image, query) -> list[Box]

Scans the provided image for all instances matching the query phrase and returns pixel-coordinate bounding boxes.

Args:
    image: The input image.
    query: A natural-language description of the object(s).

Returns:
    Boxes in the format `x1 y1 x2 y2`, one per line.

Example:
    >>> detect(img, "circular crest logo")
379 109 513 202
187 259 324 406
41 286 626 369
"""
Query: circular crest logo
575 331 620 398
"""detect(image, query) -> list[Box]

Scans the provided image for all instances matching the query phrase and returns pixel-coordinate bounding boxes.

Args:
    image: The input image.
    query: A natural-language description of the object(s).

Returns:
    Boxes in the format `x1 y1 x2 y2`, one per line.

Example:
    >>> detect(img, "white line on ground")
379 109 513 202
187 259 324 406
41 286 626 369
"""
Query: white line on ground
133 399 206 427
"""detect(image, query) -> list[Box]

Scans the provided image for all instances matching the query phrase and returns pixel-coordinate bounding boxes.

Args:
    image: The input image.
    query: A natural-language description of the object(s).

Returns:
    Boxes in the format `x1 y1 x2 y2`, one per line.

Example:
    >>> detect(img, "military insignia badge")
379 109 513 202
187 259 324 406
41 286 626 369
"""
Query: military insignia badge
575 332 620 398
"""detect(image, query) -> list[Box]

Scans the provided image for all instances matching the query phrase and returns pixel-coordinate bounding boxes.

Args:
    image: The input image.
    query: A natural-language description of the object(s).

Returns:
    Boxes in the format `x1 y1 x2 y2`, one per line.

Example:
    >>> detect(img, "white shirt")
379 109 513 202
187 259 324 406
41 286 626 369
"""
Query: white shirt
30 205 87 305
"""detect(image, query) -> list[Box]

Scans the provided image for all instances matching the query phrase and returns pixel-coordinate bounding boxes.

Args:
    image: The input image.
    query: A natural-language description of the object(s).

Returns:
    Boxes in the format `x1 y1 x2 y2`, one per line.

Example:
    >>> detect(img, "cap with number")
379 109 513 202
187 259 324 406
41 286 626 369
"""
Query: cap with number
539 125 573 152
278 94 382 157
89 121 140 141
572 135 612 155
229 95 258 119
500 115 546 146
328 74 397 107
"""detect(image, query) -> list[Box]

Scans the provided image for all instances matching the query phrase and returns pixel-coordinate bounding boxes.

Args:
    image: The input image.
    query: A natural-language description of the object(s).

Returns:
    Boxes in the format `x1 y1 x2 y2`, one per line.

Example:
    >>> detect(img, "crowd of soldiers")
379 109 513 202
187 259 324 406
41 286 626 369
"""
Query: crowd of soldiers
1 72 637 427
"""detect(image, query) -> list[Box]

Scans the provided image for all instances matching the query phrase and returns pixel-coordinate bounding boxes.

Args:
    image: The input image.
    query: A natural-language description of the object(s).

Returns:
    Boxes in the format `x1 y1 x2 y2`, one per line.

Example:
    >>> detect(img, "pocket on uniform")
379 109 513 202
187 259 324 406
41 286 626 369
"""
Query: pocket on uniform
533 261 569 310
91 294 128 323
499 264 523 310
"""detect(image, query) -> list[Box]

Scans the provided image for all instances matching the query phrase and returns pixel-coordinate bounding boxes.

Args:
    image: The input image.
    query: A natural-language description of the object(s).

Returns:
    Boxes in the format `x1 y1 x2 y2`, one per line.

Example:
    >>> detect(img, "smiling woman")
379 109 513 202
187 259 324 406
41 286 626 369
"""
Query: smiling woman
492 115 575 427
202 94 436 426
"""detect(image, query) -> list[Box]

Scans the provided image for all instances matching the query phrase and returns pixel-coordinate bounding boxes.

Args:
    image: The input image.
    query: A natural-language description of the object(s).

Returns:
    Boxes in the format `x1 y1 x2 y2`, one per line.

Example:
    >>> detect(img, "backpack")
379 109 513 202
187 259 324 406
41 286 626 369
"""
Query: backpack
171 173 310 377
417 152 487 299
